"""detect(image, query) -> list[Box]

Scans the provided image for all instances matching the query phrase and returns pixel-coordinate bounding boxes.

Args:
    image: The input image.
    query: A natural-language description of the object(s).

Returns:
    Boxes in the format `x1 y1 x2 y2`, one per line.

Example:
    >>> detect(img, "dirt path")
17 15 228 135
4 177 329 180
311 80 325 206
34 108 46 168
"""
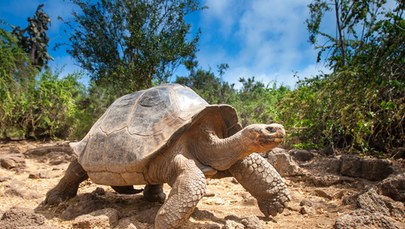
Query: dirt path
0 141 404 228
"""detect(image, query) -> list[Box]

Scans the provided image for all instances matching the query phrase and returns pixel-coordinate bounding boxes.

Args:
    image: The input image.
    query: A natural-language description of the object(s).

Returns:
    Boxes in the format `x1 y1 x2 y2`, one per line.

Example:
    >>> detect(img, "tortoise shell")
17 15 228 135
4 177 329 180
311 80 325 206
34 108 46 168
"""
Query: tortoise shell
71 84 240 185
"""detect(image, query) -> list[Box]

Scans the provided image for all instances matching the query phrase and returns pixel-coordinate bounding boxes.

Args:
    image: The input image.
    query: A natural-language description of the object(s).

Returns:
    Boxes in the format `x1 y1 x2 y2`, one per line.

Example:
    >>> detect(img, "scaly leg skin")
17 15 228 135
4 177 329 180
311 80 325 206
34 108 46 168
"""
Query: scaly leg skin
229 153 291 217
144 184 166 203
154 155 207 229
111 186 144 195
45 159 89 204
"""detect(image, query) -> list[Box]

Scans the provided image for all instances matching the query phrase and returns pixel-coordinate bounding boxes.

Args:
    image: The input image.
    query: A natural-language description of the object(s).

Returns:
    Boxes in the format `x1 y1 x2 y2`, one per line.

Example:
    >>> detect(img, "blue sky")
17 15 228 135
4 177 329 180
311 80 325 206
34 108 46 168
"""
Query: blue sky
1 0 334 88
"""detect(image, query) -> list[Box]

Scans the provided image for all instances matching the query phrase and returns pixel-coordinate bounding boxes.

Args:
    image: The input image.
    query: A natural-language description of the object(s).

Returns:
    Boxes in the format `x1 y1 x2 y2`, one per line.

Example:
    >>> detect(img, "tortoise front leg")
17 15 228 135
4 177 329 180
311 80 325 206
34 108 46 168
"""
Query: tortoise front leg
229 153 291 217
45 159 88 204
154 155 206 229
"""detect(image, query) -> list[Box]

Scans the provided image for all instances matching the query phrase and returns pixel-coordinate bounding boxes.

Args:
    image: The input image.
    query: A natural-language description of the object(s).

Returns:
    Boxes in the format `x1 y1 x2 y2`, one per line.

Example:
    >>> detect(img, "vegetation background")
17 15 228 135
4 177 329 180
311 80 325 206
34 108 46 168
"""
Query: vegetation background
0 0 403 156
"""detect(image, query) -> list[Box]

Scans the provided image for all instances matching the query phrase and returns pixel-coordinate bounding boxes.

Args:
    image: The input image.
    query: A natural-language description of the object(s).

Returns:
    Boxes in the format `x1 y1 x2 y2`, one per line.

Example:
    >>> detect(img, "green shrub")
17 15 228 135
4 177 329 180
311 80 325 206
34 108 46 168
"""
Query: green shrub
33 70 86 139
278 69 404 153
233 77 290 127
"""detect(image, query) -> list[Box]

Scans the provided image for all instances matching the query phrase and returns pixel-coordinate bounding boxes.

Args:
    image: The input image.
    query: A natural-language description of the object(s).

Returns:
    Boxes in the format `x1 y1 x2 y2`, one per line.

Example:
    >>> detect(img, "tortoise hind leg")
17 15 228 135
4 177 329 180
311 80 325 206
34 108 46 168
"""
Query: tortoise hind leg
111 186 143 194
143 184 166 203
45 159 88 204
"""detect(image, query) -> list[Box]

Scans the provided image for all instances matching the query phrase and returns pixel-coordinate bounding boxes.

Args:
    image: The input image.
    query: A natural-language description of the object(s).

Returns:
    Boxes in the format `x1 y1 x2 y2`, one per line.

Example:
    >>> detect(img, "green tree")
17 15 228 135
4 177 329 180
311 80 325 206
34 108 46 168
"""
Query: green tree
12 4 52 69
0 27 35 138
65 0 203 96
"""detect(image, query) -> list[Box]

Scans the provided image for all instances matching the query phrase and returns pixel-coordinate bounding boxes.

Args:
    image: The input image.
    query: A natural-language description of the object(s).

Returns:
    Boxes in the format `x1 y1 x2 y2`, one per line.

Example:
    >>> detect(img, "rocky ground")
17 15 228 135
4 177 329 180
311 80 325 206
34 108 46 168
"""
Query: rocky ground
0 141 404 229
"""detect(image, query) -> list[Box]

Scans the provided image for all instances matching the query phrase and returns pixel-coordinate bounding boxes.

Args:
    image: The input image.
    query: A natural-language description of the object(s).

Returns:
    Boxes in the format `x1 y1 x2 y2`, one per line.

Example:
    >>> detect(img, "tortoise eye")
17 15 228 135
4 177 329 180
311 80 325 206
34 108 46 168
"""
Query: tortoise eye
266 127 276 133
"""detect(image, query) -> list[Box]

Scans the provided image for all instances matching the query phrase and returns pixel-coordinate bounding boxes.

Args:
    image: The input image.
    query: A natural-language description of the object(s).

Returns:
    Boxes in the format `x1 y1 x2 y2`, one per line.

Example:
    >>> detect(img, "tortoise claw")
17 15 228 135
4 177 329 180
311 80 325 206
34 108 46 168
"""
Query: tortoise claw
257 191 291 217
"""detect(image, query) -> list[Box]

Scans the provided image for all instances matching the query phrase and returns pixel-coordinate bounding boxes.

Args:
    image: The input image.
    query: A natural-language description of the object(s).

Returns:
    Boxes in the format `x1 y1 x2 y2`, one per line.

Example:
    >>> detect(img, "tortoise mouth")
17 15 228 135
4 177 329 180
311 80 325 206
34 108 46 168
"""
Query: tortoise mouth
273 137 284 143
258 136 284 147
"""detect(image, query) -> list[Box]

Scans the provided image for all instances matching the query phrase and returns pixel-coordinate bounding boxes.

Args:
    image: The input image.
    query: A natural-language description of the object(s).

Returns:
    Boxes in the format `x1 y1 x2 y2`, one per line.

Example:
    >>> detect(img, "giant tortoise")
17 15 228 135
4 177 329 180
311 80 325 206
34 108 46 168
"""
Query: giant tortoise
46 83 290 228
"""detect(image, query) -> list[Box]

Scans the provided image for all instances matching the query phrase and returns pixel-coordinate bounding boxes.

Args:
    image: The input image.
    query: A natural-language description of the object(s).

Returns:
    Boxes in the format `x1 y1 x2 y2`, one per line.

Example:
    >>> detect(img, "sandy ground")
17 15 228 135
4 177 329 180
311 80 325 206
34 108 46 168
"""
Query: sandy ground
0 141 403 228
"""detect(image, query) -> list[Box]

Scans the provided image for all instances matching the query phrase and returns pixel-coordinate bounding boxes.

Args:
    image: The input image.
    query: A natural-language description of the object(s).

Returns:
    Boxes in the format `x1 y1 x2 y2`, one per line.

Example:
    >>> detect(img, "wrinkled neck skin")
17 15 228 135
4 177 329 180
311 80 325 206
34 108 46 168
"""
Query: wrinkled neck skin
201 131 250 171
186 116 252 171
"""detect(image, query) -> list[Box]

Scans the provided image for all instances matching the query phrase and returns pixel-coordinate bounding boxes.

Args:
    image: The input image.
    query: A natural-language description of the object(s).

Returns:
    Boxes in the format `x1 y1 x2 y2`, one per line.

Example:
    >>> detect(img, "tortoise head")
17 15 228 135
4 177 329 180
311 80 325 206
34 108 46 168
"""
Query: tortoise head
242 123 285 152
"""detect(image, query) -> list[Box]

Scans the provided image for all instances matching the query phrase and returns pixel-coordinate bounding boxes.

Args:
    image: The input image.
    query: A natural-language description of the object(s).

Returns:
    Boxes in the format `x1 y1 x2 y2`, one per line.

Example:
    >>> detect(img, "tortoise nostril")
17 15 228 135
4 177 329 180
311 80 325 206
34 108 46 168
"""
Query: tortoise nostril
266 126 276 133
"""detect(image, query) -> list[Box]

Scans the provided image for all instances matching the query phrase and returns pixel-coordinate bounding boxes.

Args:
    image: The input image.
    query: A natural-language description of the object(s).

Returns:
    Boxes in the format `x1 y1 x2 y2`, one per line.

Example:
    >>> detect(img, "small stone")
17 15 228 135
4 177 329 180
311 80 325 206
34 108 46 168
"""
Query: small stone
204 190 215 197
241 215 263 229
214 198 225 205
0 155 25 170
300 199 313 207
29 173 41 179
231 177 239 184
223 220 244 229
92 187 106 196
49 158 65 165
300 206 315 215
283 209 292 216
1 158 16 169
314 189 333 200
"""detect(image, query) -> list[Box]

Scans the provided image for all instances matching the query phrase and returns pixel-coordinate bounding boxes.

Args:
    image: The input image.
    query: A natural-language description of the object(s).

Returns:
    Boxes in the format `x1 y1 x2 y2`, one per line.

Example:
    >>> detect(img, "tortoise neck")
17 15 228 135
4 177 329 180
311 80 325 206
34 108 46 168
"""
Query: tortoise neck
194 130 251 171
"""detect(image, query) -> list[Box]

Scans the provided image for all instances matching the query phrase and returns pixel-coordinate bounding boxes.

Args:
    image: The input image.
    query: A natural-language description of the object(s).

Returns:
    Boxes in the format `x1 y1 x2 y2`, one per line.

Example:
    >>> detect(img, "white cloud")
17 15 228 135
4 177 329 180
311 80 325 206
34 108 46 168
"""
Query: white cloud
203 0 241 37
197 0 318 88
